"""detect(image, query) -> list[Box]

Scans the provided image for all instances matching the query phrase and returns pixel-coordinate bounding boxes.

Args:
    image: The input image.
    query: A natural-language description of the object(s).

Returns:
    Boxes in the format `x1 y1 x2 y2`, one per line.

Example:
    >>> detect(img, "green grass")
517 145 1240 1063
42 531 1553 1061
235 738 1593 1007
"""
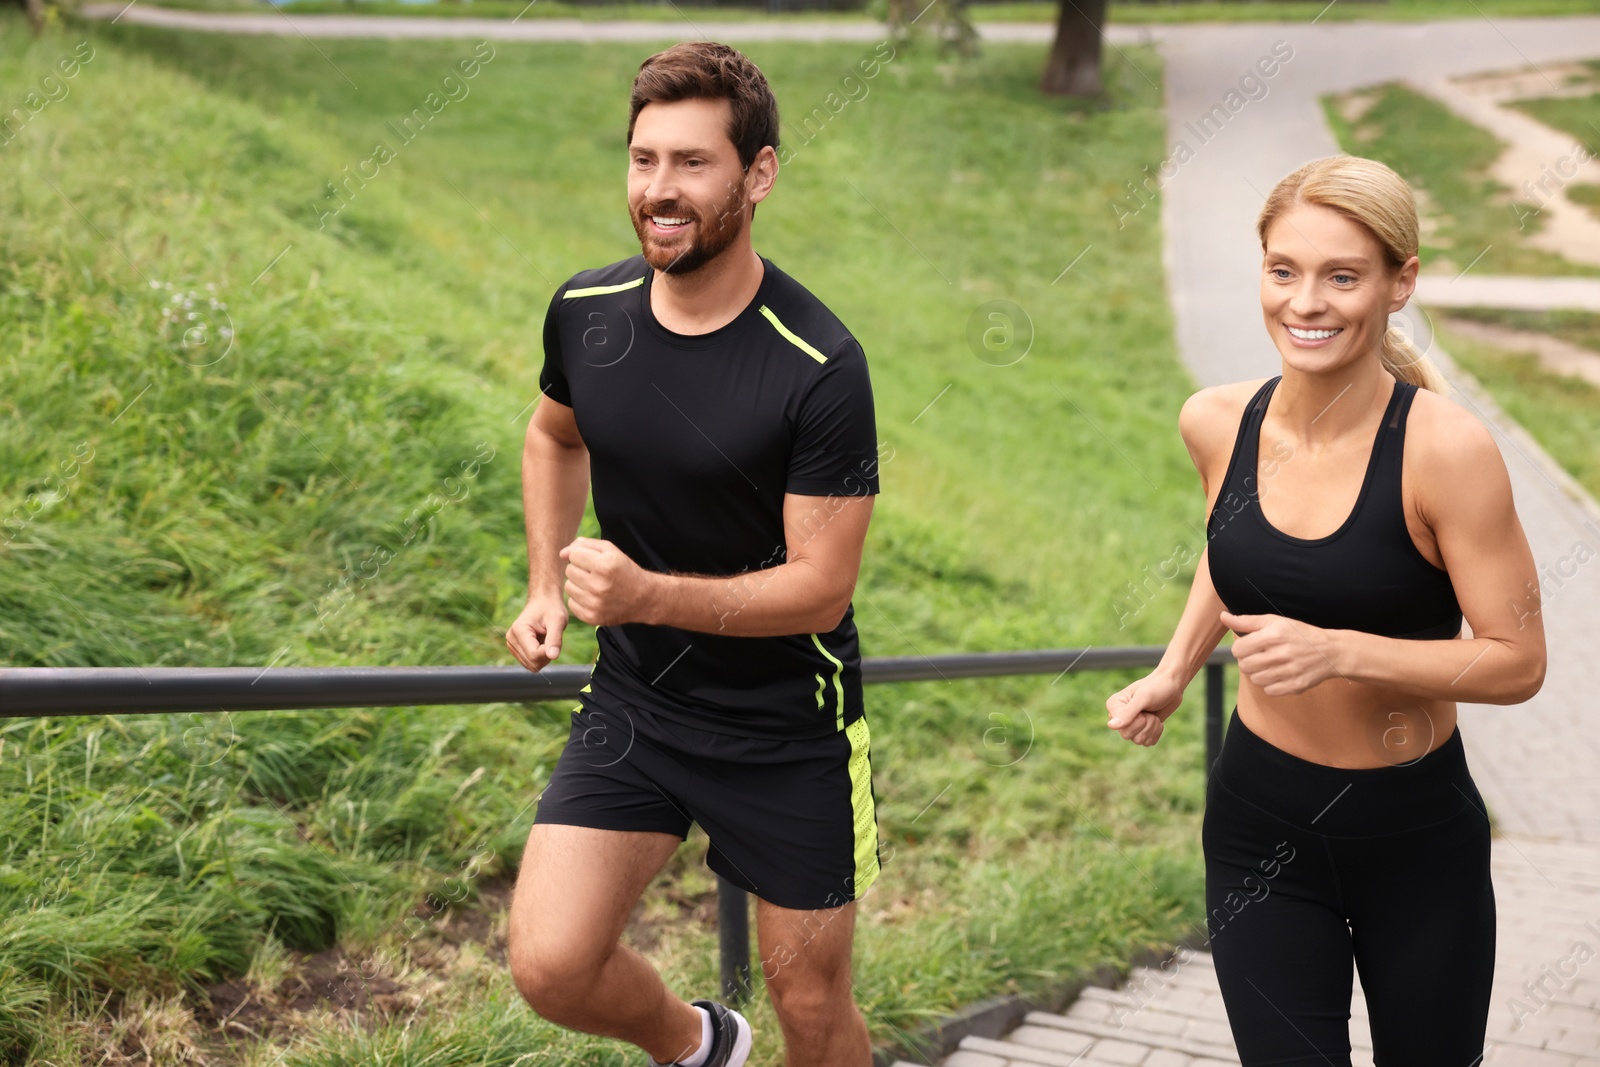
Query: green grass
103 0 1600 20
1441 307 1600 354
1508 85 1600 223
1570 183 1600 221
1323 81 1600 278
1511 92 1600 155
2 18 1225 1065
1436 320 1600 501
1510 88 1600 231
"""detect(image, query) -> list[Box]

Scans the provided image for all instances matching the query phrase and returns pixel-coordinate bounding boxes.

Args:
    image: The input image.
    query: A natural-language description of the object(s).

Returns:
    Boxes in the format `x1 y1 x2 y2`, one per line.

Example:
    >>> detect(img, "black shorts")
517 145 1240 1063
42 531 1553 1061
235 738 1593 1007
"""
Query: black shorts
534 691 881 911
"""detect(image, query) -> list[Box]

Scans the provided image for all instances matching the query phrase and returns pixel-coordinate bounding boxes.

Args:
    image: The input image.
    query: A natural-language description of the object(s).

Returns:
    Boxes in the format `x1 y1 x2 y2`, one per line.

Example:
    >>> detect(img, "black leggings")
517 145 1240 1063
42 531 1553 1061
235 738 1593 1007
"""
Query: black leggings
1203 708 1494 1067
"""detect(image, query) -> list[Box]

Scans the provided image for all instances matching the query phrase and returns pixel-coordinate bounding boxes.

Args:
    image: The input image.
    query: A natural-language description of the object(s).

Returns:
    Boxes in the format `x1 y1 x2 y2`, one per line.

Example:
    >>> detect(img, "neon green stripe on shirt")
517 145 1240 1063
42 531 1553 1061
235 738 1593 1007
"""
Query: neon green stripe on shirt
565 277 644 299
760 305 828 365
811 632 846 730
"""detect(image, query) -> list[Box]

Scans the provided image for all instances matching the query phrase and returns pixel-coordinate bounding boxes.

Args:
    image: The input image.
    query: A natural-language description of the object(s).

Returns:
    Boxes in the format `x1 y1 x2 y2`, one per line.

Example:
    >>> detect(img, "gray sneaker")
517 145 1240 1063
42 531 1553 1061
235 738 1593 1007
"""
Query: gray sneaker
648 1000 753 1067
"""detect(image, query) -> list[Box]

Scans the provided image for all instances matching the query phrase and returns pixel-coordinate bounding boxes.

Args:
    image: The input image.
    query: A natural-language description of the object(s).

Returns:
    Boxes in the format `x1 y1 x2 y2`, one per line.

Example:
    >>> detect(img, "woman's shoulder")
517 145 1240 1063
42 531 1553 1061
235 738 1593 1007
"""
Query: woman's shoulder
1403 383 1511 522
1178 377 1273 455
1404 382 1500 471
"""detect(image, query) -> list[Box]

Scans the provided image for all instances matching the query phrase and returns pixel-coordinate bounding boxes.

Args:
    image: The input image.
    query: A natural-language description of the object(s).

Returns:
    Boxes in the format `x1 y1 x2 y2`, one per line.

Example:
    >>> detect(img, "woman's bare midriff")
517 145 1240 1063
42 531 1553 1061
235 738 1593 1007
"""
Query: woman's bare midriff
1235 672 1459 769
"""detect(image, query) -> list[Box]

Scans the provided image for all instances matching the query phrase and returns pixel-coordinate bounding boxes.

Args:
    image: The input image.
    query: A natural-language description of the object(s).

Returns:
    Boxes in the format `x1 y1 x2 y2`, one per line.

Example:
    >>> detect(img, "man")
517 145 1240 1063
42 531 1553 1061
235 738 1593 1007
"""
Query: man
503 41 883 1067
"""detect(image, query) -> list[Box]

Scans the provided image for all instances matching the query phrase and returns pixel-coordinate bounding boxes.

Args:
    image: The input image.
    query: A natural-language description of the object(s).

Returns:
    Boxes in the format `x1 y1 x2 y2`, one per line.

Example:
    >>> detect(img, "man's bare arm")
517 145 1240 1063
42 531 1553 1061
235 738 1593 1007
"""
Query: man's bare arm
560 493 874 637
505 396 589 670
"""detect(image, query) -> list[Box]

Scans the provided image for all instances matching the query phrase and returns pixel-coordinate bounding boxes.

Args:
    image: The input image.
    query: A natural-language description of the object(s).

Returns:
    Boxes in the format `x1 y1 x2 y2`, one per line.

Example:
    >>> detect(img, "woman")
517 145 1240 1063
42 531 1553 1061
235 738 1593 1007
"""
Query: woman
1106 155 1546 1065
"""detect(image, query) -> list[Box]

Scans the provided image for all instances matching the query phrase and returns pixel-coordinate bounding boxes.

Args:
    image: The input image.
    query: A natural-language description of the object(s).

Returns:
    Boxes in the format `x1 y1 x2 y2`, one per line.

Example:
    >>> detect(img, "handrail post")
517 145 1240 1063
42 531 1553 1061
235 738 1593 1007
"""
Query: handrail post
717 877 752 1005
1204 661 1223 776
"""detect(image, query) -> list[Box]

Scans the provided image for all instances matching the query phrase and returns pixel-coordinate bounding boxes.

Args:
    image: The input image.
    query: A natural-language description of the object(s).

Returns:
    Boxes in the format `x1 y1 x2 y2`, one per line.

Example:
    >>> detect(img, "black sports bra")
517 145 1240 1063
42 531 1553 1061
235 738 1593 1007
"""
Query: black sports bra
1206 376 1463 641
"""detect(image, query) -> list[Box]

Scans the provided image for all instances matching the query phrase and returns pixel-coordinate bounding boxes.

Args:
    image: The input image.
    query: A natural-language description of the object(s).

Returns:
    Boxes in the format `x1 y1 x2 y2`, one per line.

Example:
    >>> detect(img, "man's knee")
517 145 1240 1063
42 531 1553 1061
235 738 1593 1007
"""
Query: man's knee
509 935 610 1020
766 969 853 1033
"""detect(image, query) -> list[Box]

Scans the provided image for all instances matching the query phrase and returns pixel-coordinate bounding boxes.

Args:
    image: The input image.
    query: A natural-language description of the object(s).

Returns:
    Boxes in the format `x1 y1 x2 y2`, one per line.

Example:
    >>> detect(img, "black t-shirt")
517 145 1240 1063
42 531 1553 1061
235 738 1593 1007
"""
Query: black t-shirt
538 254 880 740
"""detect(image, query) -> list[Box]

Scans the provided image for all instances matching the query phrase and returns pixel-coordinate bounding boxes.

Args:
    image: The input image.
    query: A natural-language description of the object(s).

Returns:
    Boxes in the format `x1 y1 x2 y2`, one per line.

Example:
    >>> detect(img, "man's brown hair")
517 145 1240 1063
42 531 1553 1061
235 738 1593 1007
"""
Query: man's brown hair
628 42 780 170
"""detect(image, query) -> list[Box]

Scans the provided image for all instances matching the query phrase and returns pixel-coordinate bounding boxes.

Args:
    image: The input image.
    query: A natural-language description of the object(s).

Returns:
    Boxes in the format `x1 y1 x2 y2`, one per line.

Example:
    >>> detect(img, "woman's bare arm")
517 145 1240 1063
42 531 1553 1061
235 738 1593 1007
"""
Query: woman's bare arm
1325 395 1546 703
1107 383 1256 743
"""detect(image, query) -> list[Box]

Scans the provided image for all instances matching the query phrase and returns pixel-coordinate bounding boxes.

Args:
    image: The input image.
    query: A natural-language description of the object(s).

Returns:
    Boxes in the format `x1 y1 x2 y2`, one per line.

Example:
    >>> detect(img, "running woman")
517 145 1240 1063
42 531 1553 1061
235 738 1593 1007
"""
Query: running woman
503 42 883 1067
1106 155 1546 1065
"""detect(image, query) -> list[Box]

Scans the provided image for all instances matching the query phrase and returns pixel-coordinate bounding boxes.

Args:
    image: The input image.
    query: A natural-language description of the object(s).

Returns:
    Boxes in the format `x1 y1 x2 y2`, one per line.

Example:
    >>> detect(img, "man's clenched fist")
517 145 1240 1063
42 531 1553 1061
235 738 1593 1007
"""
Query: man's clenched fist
506 596 568 672
559 537 660 627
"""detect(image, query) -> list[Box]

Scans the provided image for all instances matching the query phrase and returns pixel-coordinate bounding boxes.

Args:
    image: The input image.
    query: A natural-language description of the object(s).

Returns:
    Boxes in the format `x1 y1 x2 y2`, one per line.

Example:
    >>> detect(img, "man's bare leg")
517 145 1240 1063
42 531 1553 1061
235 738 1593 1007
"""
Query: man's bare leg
508 823 705 1064
756 897 871 1067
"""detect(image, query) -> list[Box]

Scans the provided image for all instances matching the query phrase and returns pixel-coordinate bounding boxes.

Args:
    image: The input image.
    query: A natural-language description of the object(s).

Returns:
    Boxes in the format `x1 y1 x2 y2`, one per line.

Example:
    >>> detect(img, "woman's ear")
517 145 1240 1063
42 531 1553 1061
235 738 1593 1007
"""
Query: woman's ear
1389 253 1420 313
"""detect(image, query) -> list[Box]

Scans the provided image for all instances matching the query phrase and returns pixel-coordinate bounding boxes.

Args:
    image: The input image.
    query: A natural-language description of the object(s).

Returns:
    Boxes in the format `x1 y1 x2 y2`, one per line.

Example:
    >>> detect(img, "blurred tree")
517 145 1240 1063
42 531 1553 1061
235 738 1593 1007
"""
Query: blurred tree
4 0 50 34
885 0 979 58
1041 0 1106 96
937 0 979 58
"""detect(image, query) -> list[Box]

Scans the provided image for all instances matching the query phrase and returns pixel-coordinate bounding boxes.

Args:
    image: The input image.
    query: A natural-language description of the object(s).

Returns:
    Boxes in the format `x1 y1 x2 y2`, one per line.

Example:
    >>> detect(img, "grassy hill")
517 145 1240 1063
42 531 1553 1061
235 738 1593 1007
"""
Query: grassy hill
1 21 1222 1065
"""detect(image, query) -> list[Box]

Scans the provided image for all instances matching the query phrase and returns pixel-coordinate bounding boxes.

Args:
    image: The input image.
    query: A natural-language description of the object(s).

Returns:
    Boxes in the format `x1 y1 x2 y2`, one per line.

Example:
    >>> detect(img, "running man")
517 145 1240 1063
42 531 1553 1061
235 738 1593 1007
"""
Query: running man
504 42 884 1067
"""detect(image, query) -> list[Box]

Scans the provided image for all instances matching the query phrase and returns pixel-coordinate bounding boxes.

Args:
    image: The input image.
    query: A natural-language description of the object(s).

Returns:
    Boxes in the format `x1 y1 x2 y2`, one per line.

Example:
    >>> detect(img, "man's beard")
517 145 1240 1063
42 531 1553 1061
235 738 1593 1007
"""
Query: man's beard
631 183 747 275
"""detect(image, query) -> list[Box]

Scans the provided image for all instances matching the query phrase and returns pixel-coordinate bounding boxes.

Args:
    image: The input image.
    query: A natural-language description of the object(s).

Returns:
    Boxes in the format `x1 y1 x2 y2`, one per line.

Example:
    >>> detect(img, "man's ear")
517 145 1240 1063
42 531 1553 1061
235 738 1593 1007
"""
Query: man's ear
746 144 779 208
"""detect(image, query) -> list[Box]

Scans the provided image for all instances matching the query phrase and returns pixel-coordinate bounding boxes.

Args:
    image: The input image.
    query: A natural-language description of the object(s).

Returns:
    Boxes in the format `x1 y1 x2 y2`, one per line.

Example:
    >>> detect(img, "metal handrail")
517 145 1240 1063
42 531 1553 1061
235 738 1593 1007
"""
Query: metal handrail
0 648 1228 713
0 646 1232 1006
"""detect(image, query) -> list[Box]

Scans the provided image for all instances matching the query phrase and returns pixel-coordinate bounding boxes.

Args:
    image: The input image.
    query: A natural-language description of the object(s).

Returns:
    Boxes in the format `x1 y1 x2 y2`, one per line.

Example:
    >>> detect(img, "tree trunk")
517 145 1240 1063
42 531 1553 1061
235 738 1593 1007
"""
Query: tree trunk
25 0 45 34
1039 0 1107 98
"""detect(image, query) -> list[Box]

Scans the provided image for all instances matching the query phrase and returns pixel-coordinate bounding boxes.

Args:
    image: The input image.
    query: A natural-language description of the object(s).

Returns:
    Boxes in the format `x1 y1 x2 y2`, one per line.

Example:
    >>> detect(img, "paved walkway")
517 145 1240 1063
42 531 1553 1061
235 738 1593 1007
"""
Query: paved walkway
917 13 1600 1067
1413 275 1600 312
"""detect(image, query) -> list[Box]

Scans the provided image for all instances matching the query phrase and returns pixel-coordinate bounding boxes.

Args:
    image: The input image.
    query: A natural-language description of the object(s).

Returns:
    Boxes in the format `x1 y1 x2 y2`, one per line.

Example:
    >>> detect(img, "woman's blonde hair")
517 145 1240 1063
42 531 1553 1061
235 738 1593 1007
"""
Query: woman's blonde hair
1256 155 1449 394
